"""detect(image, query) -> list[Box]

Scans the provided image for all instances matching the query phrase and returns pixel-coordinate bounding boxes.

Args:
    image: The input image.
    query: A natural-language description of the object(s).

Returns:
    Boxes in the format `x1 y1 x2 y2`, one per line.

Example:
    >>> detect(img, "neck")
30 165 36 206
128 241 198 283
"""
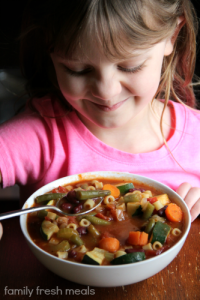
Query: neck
77 100 172 154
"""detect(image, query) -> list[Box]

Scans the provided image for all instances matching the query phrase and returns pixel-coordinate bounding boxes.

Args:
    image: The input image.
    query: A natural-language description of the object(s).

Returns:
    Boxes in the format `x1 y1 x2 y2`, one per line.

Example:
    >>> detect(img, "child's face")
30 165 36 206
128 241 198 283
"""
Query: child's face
50 36 173 130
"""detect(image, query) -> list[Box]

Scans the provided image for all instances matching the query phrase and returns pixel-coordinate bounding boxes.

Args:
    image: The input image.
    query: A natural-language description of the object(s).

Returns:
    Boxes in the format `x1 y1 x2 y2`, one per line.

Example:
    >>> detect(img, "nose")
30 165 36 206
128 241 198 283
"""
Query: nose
91 72 122 101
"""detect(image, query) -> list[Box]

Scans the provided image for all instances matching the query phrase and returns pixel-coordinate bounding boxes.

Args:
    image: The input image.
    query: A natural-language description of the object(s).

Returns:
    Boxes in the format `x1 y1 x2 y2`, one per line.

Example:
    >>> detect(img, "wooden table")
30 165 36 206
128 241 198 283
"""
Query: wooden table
0 200 199 300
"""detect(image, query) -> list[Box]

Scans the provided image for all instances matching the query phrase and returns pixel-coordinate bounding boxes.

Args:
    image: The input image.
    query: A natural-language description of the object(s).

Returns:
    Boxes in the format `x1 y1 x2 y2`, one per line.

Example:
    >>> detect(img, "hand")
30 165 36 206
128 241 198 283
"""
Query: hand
0 222 3 240
176 182 200 222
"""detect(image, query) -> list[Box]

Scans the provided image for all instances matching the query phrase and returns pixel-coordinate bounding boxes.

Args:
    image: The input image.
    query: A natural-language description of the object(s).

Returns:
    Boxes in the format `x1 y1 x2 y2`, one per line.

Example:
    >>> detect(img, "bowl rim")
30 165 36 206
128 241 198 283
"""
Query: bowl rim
20 171 191 269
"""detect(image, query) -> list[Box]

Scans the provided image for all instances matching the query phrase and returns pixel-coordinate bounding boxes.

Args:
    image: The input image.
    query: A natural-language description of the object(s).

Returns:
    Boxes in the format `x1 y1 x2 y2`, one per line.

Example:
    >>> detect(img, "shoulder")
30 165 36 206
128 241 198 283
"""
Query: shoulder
0 95 72 139
14 95 73 127
169 100 200 116
168 101 200 148
28 95 69 118
170 100 200 123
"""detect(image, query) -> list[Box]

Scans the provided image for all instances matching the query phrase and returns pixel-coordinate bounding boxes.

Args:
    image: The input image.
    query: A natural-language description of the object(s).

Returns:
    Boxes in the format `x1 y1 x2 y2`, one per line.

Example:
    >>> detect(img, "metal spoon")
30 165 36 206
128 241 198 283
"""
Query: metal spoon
0 197 104 221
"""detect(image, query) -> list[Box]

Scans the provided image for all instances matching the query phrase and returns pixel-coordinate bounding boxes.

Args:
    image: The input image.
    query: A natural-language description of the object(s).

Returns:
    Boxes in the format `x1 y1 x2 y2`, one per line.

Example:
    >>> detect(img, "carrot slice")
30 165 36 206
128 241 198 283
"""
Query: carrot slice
102 184 120 198
128 231 141 246
139 232 148 246
128 231 148 246
165 203 183 222
99 237 120 253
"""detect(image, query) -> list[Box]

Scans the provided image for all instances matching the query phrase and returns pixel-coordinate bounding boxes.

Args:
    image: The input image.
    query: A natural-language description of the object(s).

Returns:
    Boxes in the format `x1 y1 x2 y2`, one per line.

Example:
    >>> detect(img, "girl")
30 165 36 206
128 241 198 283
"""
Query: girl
0 0 200 240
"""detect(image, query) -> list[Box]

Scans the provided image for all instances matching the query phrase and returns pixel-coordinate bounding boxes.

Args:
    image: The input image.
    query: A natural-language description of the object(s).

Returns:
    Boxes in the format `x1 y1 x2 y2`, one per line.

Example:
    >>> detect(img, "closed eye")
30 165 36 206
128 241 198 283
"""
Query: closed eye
118 64 144 74
63 66 92 76
62 63 145 76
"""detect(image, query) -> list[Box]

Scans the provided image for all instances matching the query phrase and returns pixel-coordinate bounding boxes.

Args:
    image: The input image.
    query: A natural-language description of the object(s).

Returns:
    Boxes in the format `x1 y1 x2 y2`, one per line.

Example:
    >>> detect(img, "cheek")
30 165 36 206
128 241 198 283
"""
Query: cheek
130 65 162 97
56 72 86 100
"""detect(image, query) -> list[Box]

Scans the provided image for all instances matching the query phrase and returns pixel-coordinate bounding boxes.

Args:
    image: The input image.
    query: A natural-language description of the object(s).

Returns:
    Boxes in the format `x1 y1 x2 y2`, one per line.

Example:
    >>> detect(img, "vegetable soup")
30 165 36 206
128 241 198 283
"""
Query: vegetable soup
27 179 184 266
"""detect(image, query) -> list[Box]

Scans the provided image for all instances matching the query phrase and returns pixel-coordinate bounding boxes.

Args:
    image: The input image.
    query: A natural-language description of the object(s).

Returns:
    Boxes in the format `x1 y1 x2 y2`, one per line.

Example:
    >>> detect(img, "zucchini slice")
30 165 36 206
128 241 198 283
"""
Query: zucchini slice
93 247 114 262
47 200 56 206
37 200 57 219
51 240 70 252
132 205 143 217
150 221 171 244
123 193 141 203
127 202 143 217
144 219 156 234
46 212 57 220
142 202 154 220
38 211 57 220
127 203 141 216
116 183 134 195
57 252 68 259
82 249 105 265
40 220 59 241
111 252 146 265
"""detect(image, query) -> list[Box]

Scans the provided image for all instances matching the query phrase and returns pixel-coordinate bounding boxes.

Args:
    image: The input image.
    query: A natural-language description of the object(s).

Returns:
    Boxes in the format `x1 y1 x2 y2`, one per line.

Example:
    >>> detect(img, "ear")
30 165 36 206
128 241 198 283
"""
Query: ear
164 16 185 56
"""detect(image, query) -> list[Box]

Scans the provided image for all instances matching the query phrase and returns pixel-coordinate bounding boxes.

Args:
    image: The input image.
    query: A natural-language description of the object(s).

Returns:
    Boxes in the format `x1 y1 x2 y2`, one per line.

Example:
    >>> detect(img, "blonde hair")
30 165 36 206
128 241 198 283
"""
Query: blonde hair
20 0 198 110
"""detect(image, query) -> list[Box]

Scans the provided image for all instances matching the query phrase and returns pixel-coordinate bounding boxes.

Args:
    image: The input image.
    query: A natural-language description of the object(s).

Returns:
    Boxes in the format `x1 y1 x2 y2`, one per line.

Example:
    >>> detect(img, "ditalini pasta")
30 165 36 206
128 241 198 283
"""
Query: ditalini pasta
27 178 184 266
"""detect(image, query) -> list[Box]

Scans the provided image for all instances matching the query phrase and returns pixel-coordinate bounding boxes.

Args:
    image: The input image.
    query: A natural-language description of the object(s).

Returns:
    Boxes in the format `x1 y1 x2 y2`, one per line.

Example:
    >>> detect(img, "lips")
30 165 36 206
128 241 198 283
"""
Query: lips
92 98 128 112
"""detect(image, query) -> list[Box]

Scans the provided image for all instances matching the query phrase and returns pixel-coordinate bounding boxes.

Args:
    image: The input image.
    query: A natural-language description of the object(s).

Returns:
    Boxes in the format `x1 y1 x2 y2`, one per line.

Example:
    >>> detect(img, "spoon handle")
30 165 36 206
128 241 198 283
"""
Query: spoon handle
0 205 57 221
0 197 104 220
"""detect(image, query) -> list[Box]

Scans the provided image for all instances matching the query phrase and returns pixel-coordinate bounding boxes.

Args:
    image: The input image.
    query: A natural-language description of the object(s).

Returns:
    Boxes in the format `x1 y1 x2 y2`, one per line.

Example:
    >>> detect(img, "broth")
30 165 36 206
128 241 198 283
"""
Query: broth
27 178 184 265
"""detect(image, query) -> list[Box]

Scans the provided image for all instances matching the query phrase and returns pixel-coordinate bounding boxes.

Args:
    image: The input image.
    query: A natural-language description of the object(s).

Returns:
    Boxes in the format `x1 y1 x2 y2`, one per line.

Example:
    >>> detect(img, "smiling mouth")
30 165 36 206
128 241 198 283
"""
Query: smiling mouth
92 98 128 112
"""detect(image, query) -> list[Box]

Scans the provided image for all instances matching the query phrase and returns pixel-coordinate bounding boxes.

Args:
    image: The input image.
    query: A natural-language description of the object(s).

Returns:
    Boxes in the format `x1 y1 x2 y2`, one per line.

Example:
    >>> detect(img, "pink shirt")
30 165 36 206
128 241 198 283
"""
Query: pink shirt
0 96 200 203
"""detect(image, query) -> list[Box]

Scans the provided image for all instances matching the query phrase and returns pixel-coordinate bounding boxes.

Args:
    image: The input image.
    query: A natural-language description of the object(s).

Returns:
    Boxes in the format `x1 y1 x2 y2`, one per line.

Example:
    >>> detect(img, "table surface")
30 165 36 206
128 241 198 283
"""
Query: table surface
0 200 200 300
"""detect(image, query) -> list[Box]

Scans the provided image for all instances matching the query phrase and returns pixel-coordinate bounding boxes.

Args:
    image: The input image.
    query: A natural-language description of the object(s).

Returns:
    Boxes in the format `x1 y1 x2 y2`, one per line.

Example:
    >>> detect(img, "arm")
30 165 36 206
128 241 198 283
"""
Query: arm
0 223 2 240
0 170 3 240
176 182 200 222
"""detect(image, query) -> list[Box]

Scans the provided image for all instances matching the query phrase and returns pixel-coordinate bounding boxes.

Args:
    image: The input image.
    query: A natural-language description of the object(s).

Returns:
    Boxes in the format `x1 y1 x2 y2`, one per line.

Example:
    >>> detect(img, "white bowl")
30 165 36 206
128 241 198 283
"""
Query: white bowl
20 171 191 287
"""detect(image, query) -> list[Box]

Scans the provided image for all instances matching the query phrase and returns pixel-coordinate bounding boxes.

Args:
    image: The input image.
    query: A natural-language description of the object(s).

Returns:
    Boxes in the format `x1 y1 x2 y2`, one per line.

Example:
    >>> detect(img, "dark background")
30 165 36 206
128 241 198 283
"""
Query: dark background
0 0 27 68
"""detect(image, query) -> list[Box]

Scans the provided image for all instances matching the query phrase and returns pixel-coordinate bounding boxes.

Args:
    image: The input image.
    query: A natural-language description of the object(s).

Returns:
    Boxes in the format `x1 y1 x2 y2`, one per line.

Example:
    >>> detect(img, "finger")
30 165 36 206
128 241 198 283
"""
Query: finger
0 222 3 240
176 182 192 199
190 200 200 222
183 187 200 211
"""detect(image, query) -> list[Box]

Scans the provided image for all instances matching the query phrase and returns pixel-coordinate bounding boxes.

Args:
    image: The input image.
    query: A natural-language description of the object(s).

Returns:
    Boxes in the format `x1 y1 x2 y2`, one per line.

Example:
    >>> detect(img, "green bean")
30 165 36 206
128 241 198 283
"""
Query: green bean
69 234 84 246
35 193 67 203
76 212 96 222
123 193 141 203
84 215 111 225
57 228 83 246
75 190 111 200
87 224 101 238
143 202 154 220
144 219 156 234
57 228 78 239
